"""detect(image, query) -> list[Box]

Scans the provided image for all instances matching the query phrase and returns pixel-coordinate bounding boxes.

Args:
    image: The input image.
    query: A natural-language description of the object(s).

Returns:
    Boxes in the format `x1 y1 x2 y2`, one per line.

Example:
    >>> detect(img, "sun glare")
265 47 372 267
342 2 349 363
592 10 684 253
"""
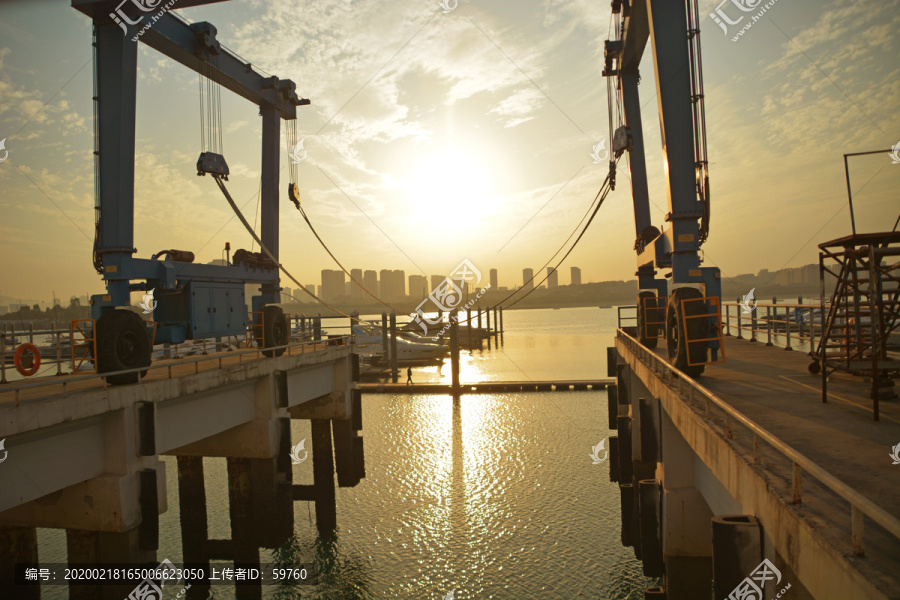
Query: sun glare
404 150 493 226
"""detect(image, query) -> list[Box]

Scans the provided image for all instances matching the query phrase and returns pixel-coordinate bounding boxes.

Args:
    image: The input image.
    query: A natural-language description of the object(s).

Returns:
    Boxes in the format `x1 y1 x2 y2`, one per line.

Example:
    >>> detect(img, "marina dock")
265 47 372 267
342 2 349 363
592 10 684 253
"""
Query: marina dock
357 379 612 394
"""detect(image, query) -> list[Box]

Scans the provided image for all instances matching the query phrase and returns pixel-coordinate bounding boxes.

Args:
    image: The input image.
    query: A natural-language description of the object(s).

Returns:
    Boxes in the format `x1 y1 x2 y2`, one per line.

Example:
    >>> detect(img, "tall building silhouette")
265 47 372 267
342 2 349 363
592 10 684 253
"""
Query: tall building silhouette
570 266 582 286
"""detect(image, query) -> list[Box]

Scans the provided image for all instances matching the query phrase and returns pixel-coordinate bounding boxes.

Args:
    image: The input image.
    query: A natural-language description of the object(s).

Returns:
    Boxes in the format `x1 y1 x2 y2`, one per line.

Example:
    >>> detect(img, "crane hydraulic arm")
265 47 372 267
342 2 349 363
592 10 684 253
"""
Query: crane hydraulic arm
603 0 722 377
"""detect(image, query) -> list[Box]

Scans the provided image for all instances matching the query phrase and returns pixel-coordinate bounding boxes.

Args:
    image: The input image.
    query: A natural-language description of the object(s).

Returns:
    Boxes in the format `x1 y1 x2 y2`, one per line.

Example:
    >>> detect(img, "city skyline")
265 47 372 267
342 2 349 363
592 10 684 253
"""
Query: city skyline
0 260 826 315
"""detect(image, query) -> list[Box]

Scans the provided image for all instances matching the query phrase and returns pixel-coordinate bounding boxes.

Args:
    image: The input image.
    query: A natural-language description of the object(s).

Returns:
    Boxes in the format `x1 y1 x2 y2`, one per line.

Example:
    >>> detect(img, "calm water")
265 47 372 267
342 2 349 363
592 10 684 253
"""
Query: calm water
35 307 656 599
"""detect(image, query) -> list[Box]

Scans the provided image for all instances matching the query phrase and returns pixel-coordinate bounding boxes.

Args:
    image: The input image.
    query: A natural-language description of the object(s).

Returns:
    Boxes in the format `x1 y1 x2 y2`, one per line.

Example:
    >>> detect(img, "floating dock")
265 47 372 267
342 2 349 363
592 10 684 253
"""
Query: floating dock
357 379 613 394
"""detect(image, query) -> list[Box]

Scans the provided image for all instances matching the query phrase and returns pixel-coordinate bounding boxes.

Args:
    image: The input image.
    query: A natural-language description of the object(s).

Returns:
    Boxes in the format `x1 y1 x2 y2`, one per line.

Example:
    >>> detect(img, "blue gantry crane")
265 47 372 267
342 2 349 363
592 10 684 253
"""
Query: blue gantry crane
603 0 723 376
73 0 307 384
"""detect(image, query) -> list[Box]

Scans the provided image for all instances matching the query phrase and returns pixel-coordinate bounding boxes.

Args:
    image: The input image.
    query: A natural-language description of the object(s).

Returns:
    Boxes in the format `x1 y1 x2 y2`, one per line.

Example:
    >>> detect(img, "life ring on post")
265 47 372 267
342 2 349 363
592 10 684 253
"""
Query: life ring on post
14 343 41 377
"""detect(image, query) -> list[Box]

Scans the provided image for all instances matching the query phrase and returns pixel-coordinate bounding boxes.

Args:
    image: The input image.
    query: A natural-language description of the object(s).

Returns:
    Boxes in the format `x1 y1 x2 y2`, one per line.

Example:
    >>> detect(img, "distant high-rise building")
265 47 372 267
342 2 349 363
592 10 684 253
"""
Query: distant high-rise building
379 269 392 299
570 266 582 286
431 275 444 293
363 270 378 297
320 269 346 301
281 286 293 303
305 284 315 296
409 274 428 299
547 267 558 288
350 269 364 299
489 268 498 290
523 268 534 292
392 270 406 298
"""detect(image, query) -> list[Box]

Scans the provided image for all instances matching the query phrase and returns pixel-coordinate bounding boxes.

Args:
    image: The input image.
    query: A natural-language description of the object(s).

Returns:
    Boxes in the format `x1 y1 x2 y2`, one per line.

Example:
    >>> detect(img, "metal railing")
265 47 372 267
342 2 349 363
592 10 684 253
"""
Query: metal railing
617 328 900 557
0 327 77 383
0 335 353 403
722 301 822 353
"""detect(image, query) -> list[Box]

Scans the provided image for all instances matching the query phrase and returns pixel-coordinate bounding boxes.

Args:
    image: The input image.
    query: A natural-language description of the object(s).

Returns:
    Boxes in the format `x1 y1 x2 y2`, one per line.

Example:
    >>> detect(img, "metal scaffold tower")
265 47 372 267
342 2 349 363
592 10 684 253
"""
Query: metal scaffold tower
813 232 900 419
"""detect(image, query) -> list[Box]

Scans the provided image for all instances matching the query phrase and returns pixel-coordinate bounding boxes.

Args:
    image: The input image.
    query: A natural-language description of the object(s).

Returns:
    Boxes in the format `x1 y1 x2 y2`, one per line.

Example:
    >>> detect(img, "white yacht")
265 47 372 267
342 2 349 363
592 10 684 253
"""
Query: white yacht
352 323 448 362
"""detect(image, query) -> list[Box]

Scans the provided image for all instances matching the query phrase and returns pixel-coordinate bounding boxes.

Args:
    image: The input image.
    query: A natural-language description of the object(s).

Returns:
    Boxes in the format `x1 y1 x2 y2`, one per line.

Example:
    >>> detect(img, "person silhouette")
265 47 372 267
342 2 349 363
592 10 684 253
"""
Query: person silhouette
406 367 413 385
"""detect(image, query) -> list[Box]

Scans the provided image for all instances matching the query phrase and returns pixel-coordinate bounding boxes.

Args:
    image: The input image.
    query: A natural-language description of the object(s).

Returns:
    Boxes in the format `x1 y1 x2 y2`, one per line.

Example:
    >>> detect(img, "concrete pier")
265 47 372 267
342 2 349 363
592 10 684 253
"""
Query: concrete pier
0 340 363 599
610 330 900 599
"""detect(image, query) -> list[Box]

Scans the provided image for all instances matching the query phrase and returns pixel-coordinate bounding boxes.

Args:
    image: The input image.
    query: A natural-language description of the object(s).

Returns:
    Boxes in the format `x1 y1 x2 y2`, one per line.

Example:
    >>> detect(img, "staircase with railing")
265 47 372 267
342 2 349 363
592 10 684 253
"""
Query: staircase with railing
813 232 900 414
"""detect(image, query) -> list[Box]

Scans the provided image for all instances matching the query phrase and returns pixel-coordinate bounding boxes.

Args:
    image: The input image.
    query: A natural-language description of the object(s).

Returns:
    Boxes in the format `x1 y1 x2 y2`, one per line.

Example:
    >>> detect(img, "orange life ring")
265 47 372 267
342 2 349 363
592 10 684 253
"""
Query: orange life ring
14 343 41 377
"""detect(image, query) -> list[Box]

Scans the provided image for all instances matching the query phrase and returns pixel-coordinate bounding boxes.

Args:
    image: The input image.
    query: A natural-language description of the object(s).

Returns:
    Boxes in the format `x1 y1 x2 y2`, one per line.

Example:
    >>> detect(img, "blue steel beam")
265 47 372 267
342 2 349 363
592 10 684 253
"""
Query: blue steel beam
76 0 306 318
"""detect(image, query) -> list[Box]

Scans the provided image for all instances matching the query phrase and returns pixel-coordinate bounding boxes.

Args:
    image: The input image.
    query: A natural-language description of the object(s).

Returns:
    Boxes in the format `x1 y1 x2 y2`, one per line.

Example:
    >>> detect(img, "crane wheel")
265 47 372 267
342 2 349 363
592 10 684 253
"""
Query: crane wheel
261 305 288 358
96 309 151 385
637 291 660 349
666 288 707 378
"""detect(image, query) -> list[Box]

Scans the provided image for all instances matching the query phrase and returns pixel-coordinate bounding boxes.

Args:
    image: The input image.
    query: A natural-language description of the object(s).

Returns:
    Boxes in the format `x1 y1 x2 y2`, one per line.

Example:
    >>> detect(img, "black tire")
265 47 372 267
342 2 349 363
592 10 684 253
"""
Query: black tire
666 288 707 378
96 310 151 385
637 291 661 349
808 361 821 375
260 305 288 358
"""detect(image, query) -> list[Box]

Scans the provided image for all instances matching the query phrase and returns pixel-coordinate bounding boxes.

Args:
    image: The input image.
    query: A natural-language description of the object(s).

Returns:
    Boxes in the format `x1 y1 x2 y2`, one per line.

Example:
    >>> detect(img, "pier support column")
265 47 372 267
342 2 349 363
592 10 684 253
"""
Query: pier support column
450 310 460 396
66 527 154 600
177 456 212 591
660 411 713 600
381 313 389 367
712 515 762 600
226 458 263 600
311 419 337 534
389 312 398 383
0 526 39 600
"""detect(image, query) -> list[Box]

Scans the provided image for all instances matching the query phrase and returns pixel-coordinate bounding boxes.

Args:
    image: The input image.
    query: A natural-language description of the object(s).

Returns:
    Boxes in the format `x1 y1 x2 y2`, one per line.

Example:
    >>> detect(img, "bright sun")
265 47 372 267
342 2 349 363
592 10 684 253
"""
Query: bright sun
404 150 492 226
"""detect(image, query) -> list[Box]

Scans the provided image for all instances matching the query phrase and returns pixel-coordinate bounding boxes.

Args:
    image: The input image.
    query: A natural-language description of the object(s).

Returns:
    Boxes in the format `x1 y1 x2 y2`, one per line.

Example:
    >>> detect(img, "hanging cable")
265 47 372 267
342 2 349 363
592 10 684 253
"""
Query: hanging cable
91 24 103 274
289 202 404 313
212 175 354 319
281 118 399 312
499 174 616 310
484 159 618 312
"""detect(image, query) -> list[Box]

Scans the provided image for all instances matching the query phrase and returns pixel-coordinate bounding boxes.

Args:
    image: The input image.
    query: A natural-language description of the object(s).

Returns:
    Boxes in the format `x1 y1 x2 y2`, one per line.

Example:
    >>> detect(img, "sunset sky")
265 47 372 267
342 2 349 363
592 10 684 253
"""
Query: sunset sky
0 0 898 305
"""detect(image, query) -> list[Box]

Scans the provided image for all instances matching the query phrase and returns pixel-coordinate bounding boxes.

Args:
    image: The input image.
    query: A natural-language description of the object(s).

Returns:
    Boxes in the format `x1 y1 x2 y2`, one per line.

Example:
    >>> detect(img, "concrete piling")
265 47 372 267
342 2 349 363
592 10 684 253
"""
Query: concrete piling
608 385 619 430
639 479 664 577
389 312 398 383
450 309 460 396
381 312 389 367
0 527 40 600
226 458 263 600
712 515 762 600
609 437 620 482
311 419 337 534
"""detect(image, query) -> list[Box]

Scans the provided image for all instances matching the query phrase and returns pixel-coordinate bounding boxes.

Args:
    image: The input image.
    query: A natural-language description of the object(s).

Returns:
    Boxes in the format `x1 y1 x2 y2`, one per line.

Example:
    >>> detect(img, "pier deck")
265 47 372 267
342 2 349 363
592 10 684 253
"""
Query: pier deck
617 330 900 599
0 340 342 405
659 335 900 519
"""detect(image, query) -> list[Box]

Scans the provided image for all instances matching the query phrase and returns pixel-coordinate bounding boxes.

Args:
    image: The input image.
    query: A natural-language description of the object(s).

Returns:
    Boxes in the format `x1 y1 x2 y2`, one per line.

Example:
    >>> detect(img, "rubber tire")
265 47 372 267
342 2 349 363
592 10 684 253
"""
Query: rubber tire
261 305 288 358
96 309 151 385
666 288 707 378
637 291 660 349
